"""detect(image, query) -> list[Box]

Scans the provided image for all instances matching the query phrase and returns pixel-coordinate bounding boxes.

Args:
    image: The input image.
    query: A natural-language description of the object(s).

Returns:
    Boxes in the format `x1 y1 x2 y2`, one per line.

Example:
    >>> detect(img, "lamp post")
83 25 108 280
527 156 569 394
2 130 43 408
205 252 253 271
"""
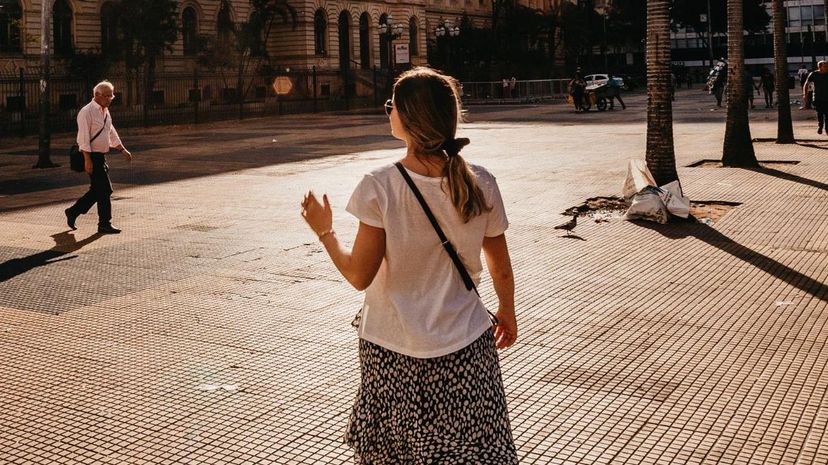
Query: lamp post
435 19 460 72
594 6 609 72
36 0 59 168
379 15 403 72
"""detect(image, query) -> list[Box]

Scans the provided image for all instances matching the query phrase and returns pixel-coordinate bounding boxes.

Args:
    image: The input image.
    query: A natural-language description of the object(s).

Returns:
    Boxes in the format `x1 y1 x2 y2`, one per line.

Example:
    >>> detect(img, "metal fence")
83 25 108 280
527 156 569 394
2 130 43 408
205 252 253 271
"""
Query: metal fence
460 79 571 104
0 69 377 138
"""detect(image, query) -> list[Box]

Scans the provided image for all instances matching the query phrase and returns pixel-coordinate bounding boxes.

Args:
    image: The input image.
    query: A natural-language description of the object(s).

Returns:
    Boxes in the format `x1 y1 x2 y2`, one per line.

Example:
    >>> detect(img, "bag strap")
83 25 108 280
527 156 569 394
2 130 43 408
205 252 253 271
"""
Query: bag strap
394 162 479 296
89 114 108 144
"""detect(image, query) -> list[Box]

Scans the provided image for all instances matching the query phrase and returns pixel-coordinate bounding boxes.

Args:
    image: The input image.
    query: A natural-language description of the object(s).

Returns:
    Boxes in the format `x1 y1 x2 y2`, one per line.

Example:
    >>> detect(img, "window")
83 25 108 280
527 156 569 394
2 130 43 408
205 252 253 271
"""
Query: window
788 6 801 27
217 0 234 41
409 17 418 56
815 5 825 26
0 0 22 52
182 7 198 55
802 5 814 25
359 13 370 69
53 0 73 55
101 2 119 54
314 9 327 55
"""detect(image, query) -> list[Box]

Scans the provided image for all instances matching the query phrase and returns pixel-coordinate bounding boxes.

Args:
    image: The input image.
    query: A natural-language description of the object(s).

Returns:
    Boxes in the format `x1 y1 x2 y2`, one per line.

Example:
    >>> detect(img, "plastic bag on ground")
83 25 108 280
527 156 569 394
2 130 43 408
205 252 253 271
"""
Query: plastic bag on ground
625 186 669 224
659 180 690 218
622 159 657 200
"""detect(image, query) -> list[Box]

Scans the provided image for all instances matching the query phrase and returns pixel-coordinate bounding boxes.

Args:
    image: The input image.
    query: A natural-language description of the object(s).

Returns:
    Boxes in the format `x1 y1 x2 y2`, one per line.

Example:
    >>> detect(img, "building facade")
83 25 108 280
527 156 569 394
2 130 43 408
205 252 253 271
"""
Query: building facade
670 0 827 79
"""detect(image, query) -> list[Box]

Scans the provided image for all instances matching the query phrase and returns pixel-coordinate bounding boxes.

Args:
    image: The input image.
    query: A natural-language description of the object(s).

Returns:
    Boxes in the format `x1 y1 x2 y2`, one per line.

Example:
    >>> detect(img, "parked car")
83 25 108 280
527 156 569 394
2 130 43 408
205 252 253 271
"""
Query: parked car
584 74 627 90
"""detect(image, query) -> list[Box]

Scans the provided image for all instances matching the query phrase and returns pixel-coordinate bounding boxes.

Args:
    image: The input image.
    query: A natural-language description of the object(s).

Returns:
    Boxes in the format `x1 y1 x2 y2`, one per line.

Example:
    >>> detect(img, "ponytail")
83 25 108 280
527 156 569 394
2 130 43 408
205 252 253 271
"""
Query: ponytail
441 138 491 223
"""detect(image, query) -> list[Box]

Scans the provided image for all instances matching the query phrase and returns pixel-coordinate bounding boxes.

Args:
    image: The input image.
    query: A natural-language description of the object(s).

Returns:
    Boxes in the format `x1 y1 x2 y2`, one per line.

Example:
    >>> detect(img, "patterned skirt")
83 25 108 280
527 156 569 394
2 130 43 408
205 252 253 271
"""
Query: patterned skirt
345 329 518 465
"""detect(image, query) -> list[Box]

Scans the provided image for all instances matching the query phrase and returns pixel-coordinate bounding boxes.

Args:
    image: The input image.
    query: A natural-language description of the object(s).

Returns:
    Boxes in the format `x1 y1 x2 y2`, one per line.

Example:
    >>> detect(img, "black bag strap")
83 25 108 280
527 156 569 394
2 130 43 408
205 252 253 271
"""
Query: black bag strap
394 162 479 296
89 114 108 144
394 162 499 325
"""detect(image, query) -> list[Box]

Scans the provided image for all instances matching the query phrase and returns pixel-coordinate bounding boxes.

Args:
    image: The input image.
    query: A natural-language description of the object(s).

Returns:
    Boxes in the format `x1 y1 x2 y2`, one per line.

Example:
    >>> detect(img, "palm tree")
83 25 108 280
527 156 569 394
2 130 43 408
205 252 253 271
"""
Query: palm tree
644 0 678 186
773 0 794 143
722 0 758 167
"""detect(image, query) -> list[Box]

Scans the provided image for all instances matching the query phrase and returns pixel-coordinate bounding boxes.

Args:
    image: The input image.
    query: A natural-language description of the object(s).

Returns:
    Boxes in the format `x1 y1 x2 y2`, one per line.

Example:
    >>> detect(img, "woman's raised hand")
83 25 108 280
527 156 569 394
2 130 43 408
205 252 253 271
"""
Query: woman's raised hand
301 191 333 238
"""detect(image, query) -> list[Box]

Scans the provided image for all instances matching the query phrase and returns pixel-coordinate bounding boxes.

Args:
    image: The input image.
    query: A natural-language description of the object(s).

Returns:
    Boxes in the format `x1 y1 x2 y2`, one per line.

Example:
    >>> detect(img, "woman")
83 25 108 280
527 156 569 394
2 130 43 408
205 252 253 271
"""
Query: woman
300 67 518 464
569 72 587 112
760 68 775 108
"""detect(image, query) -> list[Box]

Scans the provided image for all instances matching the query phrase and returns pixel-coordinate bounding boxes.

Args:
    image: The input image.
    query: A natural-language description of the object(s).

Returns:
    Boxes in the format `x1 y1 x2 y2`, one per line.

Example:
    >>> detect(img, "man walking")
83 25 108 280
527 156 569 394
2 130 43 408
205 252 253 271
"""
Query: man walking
65 81 132 234
804 61 828 135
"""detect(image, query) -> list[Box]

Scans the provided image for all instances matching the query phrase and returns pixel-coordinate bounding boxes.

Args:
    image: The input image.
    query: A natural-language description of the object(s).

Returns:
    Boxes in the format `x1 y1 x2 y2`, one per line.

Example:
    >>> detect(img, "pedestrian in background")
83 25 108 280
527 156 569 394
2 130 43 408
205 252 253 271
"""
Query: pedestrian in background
804 61 828 135
607 74 626 110
799 65 811 109
745 68 759 109
300 67 518 464
65 81 132 234
760 68 775 108
569 71 587 112
509 76 517 98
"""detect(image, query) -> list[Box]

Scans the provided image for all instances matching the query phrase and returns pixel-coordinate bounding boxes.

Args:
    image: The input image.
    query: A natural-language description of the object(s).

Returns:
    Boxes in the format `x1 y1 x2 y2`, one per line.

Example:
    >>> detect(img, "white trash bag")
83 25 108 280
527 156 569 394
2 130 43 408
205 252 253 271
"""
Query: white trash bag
625 186 669 224
622 159 657 201
659 180 690 219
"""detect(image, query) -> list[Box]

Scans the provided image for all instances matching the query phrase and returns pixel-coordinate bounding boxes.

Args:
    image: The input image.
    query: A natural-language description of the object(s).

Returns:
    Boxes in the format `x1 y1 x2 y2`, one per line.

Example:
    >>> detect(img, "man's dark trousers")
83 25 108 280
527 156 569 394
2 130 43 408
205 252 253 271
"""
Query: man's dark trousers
67 153 113 227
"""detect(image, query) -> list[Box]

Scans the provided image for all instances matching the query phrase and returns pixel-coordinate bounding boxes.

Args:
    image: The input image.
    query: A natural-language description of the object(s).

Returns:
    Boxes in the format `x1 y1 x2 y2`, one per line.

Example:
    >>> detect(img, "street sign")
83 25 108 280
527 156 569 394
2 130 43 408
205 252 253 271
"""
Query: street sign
700 14 708 23
395 44 410 64
272 76 293 95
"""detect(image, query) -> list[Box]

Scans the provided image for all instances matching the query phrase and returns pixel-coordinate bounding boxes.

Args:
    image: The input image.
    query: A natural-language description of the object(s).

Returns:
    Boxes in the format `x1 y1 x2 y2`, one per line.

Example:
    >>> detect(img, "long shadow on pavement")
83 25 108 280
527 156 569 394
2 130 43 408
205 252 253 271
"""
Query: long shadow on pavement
0 231 101 284
746 166 828 192
635 221 828 303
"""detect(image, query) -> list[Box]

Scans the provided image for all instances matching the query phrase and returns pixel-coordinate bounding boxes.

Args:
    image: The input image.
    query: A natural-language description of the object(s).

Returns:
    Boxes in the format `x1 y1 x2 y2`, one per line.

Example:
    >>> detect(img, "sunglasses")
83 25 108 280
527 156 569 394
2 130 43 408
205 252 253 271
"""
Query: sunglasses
384 99 393 116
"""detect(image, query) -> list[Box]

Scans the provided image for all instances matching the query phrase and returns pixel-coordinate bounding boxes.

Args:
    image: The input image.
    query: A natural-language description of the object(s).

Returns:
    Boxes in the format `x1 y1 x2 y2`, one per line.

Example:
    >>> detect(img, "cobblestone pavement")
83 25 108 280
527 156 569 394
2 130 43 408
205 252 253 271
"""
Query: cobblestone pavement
1 89 827 464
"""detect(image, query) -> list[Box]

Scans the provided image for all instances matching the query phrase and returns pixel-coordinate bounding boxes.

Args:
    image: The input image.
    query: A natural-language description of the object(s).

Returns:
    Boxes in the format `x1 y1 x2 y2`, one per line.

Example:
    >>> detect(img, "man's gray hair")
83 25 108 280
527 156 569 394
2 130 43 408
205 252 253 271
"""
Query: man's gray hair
819 60 828 67
93 81 115 96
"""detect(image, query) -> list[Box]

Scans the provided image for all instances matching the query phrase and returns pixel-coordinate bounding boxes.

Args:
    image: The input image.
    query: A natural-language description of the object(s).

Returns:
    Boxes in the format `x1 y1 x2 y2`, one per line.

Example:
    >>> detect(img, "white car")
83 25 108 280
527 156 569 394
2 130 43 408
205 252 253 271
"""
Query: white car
584 74 626 90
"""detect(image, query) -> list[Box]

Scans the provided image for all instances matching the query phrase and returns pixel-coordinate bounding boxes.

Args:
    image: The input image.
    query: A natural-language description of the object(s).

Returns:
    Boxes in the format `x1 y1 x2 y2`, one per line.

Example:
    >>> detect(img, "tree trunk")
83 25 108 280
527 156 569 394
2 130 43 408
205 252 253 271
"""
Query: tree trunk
644 0 678 186
722 0 758 167
773 0 794 143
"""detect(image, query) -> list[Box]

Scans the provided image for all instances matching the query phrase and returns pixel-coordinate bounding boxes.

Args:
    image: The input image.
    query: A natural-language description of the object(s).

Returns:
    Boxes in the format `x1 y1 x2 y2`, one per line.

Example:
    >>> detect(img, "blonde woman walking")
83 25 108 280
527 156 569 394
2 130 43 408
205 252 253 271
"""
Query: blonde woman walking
301 67 518 464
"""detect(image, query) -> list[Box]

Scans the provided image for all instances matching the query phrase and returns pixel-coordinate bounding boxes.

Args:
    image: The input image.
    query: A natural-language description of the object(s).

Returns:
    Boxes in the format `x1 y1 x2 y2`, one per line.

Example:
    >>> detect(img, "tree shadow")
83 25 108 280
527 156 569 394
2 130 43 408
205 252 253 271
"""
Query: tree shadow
633 220 827 303
795 142 828 151
0 231 102 283
746 166 828 192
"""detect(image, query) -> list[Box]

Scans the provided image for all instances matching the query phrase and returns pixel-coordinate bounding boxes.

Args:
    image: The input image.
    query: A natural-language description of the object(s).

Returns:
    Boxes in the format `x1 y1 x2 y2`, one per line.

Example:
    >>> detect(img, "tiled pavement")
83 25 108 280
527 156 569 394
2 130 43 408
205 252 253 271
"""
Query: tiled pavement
0 91 827 464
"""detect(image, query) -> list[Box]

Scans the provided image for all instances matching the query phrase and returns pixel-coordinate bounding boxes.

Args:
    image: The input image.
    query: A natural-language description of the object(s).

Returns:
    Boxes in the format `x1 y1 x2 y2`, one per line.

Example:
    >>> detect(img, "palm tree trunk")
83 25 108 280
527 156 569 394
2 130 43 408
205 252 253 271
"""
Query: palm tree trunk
644 0 678 186
774 0 794 143
722 0 758 167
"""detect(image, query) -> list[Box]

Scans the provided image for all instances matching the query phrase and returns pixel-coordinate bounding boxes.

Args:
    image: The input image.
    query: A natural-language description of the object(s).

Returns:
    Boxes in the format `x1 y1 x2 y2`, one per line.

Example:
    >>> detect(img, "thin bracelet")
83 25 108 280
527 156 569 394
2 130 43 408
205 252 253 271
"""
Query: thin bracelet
318 229 335 240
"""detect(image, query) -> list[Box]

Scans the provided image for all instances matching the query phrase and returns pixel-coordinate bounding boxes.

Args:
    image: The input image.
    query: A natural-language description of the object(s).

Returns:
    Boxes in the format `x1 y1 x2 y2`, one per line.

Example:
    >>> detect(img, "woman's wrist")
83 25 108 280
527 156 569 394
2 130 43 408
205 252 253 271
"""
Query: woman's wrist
317 229 335 241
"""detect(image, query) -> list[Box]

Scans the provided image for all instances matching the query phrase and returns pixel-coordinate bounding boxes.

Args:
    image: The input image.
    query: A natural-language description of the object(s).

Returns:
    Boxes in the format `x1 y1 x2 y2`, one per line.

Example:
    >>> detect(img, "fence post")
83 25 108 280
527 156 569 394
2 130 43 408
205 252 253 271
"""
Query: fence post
18 67 25 137
313 66 318 113
373 66 378 107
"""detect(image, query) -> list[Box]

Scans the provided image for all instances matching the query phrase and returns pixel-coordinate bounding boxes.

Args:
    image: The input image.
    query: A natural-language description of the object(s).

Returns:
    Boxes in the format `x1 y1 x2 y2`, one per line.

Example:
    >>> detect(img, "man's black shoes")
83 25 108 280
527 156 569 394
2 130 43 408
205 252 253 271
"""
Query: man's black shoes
65 208 78 230
98 225 121 234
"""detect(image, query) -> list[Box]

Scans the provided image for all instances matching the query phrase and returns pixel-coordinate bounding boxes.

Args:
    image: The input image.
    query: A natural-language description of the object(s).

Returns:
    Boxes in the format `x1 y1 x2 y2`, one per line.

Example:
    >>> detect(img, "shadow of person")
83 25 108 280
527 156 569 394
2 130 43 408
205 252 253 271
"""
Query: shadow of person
632 220 828 303
0 230 102 283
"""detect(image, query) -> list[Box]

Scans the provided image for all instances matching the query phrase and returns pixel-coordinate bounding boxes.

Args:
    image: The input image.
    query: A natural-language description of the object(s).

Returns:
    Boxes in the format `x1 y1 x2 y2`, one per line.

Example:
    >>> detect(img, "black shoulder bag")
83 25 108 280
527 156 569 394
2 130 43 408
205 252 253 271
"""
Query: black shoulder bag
394 162 499 325
69 114 107 172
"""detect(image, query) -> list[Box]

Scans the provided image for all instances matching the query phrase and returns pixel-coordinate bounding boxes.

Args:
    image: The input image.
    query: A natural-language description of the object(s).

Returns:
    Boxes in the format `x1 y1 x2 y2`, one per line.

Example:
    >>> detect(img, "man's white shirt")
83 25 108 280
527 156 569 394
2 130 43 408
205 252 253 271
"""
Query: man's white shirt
76 100 122 153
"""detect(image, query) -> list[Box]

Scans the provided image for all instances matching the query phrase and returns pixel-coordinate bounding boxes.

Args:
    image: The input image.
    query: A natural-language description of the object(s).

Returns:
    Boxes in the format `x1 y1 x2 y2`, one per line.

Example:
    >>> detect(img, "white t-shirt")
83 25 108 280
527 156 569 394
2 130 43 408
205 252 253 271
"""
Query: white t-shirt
346 163 509 358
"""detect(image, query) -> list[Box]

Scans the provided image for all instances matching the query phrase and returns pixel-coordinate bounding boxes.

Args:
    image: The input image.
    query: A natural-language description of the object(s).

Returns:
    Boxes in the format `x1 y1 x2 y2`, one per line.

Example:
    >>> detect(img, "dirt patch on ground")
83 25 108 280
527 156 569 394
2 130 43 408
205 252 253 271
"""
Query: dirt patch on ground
564 196 740 224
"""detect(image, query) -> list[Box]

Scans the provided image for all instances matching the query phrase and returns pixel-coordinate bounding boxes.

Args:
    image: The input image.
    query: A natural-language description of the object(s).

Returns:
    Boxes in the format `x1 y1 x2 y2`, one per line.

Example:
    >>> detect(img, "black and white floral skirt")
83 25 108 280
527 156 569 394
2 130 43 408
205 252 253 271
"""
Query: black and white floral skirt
345 329 518 465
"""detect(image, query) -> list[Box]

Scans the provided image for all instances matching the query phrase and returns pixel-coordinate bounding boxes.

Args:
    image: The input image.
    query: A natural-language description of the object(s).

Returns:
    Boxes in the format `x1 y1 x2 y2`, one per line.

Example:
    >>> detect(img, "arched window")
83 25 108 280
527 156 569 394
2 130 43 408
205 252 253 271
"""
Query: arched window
378 14 389 69
182 7 198 55
0 0 22 53
358 13 370 69
338 11 351 71
101 2 119 54
217 0 234 42
53 0 74 56
314 9 327 56
409 17 418 56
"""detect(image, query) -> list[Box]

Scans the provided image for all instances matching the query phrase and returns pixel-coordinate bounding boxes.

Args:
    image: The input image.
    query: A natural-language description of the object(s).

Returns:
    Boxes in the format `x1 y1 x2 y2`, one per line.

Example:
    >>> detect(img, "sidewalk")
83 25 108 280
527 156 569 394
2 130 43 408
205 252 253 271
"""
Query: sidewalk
1 91 827 464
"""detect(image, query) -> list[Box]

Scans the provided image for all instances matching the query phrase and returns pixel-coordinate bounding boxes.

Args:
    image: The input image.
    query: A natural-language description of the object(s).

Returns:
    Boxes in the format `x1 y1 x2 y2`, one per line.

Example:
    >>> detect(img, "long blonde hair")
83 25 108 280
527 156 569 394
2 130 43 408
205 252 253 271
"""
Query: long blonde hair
392 67 491 222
